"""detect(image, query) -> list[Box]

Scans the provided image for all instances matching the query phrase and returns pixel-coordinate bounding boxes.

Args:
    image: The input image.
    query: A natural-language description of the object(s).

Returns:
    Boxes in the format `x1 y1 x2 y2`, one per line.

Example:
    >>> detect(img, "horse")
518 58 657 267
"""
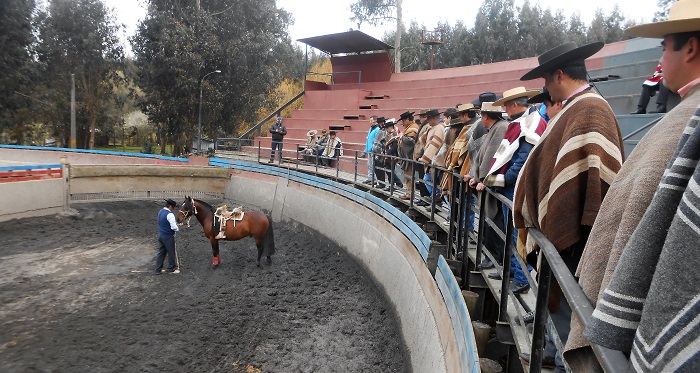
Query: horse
176 196 275 268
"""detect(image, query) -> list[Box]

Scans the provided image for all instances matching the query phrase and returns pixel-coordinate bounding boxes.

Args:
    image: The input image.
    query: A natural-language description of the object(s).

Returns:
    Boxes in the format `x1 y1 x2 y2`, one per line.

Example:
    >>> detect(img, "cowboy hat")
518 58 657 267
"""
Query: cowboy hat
626 0 700 38
306 129 318 137
471 92 499 107
399 111 415 120
528 87 553 104
320 129 328 134
520 41 604 81
383 119 396 128
493 86 541 106
164 198 178 207
456 103 476 113
418 109 430 116
480 102 505 114
376 116 386 123
425 109 441 118
446 117 464 128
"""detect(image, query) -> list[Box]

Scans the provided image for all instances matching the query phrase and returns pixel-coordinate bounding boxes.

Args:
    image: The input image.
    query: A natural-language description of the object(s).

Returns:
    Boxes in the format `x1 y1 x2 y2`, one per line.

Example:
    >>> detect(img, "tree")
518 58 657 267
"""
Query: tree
0 0 39 144
350 0 404 73
37 0 123 149
654 0 677 21
132 0 297 155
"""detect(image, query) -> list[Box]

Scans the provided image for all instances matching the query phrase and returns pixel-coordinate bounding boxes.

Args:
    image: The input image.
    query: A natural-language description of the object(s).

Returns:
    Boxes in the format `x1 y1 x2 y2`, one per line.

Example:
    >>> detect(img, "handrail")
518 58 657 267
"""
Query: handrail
622 115 663 141
237 90 305 140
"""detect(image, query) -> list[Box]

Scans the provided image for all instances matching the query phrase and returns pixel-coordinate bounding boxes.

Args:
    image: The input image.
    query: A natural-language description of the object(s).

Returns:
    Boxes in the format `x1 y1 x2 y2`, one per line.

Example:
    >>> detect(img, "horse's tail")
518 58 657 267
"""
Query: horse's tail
261 214 275 257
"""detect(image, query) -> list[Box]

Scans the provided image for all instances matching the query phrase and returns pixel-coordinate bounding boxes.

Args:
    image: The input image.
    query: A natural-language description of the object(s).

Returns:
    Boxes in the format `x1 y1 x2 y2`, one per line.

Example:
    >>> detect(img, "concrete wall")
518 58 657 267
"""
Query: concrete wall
227 169 463 373
1 178 65 222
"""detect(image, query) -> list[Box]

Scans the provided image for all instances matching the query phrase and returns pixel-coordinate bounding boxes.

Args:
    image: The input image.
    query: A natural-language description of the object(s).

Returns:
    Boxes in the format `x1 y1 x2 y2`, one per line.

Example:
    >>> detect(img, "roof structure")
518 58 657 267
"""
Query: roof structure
298 30 394 55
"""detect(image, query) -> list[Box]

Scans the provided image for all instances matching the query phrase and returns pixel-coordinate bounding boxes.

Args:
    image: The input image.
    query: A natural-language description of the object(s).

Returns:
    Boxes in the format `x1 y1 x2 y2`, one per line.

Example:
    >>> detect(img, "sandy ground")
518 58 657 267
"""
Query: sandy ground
0 200 409 372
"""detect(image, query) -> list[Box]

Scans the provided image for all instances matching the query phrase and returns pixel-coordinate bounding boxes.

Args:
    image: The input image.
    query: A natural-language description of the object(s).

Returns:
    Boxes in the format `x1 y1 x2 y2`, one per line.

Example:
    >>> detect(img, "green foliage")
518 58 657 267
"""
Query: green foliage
131 0 298 156
654 0 677 22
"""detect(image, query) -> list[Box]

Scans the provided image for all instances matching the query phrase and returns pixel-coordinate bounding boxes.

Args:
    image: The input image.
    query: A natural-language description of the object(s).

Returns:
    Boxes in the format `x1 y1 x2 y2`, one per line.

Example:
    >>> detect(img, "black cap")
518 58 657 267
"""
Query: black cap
164 198 178 207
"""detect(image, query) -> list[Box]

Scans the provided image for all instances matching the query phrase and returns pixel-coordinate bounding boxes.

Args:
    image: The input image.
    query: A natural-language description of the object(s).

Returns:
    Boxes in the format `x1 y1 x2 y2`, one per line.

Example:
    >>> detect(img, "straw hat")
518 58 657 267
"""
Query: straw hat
456 103 476 113
493 86 541 106
306 129 318 137
626 0 700 38
480 102 505 114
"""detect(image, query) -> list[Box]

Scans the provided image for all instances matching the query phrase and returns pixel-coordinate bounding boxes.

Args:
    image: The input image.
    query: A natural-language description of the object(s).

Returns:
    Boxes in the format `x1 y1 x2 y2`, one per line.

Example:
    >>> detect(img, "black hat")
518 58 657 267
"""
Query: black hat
376 116 386 123
446 117 464 128
528 87 553 104
383 120 396 128
425 109 441 118
164 198 178 207
399 111 415 120
471 92 499 107
329 130 337 135
521 41 604 81
443 107 458 119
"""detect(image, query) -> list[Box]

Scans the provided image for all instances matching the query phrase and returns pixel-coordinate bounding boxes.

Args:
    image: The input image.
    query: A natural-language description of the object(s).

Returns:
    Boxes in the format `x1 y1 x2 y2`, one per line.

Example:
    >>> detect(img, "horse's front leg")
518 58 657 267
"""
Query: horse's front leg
211 239 220 269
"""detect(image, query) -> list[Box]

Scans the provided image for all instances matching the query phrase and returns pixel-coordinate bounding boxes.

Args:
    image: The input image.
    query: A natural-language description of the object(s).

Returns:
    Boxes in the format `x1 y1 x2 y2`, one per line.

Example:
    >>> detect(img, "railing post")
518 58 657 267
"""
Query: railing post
499 209 515 322
354 151 358 183
530 253 551 373
475 190 487 269
409 161 416 208
461 185 472 289
389 156 395 194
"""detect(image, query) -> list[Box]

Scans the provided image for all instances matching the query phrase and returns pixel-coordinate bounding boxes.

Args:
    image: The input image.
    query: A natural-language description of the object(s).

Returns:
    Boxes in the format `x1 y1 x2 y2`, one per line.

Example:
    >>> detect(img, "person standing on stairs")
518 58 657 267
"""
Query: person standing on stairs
362 116 380 184
269 116 287 163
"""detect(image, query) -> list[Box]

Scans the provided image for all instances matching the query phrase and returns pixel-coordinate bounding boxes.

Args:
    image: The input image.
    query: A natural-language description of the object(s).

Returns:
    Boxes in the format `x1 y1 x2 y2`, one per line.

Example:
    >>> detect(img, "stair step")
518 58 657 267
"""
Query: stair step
343 114 365 120
365 95 388 100
329 125 352 131
359 104 377 109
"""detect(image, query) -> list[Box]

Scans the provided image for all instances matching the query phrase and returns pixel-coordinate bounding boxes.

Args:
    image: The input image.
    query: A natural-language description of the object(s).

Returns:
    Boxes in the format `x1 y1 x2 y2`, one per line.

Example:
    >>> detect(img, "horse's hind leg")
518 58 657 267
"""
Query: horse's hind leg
211 239 221 269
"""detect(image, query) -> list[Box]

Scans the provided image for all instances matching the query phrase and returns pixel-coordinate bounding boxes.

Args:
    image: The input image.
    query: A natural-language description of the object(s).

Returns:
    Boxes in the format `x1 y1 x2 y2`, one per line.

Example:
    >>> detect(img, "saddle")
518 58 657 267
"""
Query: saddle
214 204 244 239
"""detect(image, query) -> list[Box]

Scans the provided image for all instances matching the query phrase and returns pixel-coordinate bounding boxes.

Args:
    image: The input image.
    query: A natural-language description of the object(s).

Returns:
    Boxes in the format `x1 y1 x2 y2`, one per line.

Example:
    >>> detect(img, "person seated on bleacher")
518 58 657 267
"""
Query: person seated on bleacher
320 130 343 167
313 129 330 165
300 129 318 162
630 63 670 114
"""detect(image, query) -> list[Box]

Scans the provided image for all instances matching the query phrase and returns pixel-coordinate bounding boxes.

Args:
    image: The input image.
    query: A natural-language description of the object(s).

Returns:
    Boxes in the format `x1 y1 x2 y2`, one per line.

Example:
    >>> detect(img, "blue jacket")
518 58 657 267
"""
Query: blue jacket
502 140 535 196
365 126 379 152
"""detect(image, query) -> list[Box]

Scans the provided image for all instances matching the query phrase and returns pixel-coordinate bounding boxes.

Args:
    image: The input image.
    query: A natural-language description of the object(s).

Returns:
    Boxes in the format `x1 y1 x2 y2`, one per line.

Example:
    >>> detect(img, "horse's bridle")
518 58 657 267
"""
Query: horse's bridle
178 197 198 227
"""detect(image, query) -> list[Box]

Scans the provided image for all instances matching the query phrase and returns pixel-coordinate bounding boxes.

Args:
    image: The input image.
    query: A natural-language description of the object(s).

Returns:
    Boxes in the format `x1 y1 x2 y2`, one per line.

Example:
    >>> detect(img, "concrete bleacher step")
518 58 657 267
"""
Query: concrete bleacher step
365 94 388 100
588 59 659 81
342 114 364 120
359 104 377 109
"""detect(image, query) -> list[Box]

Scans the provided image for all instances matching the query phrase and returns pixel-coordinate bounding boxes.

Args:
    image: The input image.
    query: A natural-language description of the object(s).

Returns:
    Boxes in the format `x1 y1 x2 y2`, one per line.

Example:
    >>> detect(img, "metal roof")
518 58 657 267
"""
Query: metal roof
297 30 394 55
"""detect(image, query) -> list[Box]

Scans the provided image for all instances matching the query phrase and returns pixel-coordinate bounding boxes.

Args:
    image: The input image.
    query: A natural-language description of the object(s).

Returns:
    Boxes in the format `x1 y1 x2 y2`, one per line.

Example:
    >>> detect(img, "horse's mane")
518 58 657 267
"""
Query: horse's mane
193 198 214 212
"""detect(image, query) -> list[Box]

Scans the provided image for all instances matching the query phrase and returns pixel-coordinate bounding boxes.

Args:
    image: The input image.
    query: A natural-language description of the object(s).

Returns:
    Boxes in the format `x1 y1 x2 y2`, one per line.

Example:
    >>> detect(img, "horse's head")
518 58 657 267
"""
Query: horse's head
176 196 196 224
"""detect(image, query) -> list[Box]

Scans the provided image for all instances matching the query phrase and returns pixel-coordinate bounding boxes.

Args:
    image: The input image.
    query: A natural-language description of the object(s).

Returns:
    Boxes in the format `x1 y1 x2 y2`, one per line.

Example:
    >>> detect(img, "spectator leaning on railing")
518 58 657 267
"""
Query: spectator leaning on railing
515 41 625 372
579 1 700 371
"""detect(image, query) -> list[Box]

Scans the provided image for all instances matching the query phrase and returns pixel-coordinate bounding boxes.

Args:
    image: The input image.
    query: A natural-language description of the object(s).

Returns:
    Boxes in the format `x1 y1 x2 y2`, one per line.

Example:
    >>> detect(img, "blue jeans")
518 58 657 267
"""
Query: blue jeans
462 192 476 232
270 141 283 160
501 187 532 285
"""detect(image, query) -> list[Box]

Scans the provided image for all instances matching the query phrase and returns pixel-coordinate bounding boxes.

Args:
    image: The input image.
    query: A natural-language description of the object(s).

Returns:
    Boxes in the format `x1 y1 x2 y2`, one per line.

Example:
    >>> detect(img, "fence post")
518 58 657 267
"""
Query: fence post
530 254 551 373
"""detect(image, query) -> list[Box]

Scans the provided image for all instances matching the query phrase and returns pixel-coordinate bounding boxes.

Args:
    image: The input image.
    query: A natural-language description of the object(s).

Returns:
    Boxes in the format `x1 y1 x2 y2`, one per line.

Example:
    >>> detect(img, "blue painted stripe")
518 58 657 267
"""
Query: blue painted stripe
437 255 480 372
0 164 62 172
209 159 431 261
0 145 188 162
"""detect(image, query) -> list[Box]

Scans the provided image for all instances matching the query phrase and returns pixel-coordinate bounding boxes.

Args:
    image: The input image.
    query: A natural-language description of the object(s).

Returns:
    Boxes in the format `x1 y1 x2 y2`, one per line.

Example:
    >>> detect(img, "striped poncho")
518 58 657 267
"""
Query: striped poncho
419 122 446 165
585 104 700 372
484 109 547 187
513 90 624 255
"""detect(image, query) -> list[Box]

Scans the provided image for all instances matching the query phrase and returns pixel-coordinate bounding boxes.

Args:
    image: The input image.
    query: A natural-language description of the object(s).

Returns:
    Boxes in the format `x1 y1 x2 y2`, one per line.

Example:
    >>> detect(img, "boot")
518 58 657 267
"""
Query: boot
649 105 667 114
630 107 646 115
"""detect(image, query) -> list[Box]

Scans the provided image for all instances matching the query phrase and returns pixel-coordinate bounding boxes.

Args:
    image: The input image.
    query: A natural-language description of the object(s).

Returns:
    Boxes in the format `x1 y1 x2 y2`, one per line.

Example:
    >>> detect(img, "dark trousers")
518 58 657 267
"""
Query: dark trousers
485 201 505 264
637 81 669 112
415 165 430 197
156 234 177 272
270 141 283 160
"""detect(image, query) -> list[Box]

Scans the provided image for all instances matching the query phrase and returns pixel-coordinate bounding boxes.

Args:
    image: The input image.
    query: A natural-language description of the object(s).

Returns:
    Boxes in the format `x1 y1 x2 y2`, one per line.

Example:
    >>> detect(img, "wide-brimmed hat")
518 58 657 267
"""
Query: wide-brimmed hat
164 198 178 207
493 86 541 106
528 87 553 104
425 109 441 118
626 0 700 38
446 117 464 128
376 116 386 123
306 129 318 137
383 119 396 128
399 111 415 120
471 92 499 107
329 130 337 135
520 41 605 81
480 102 505 114
456 103 476 113
321 129 328 134
418 109 430 116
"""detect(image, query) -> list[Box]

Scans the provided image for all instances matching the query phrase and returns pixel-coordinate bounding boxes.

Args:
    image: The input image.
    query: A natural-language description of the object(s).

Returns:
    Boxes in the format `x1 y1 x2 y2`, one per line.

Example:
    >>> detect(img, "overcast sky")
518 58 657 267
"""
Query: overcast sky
106 0 660 54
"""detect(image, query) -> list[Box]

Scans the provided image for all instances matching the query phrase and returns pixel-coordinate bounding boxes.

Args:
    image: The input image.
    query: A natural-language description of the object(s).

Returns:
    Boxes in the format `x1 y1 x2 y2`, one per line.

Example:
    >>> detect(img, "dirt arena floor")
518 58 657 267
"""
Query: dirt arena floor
0 200 409 372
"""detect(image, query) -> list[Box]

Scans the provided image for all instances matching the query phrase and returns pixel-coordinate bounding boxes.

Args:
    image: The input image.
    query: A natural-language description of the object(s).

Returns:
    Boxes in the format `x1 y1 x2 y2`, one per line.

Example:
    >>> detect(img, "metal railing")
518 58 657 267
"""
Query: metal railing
214 143 632 372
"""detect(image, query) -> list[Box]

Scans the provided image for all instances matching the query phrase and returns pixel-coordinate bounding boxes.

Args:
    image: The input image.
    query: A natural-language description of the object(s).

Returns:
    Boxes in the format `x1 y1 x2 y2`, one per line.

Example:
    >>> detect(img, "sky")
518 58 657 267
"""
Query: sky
106 0 660 54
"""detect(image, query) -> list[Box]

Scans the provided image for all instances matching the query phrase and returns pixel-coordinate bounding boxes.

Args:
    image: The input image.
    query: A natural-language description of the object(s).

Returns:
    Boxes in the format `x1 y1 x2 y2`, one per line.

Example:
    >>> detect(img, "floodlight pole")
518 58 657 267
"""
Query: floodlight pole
197 70 221 154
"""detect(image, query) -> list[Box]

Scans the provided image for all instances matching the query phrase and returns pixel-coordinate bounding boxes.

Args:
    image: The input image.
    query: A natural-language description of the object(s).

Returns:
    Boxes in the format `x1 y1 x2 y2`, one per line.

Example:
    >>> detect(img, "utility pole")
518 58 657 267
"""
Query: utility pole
70 74 76 148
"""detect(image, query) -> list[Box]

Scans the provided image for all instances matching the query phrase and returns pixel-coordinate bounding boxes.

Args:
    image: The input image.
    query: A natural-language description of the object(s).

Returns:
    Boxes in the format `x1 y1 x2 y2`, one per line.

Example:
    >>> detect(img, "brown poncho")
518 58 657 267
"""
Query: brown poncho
513 90 624 256
419 123 446 165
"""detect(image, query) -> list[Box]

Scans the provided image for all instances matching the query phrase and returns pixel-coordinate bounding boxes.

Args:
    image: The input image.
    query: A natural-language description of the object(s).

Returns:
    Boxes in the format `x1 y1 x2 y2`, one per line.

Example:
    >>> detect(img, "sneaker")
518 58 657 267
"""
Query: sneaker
511 281 530 294
167 269 180 274
523 310 535 324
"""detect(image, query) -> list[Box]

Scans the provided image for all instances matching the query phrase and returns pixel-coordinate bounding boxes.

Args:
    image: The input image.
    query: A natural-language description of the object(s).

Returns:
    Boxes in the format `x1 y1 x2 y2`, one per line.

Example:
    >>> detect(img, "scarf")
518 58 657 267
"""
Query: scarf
585 105 700 372
484 110 547 187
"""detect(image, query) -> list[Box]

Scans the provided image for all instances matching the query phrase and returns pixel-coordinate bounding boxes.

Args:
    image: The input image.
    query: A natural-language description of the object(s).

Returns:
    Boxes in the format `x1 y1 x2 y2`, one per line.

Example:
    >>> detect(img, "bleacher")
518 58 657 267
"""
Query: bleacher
249 37 671 165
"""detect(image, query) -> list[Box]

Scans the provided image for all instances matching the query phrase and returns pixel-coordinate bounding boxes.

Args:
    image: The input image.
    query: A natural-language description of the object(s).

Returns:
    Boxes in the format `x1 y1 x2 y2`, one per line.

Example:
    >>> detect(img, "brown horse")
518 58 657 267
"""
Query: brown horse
176 197 275 268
